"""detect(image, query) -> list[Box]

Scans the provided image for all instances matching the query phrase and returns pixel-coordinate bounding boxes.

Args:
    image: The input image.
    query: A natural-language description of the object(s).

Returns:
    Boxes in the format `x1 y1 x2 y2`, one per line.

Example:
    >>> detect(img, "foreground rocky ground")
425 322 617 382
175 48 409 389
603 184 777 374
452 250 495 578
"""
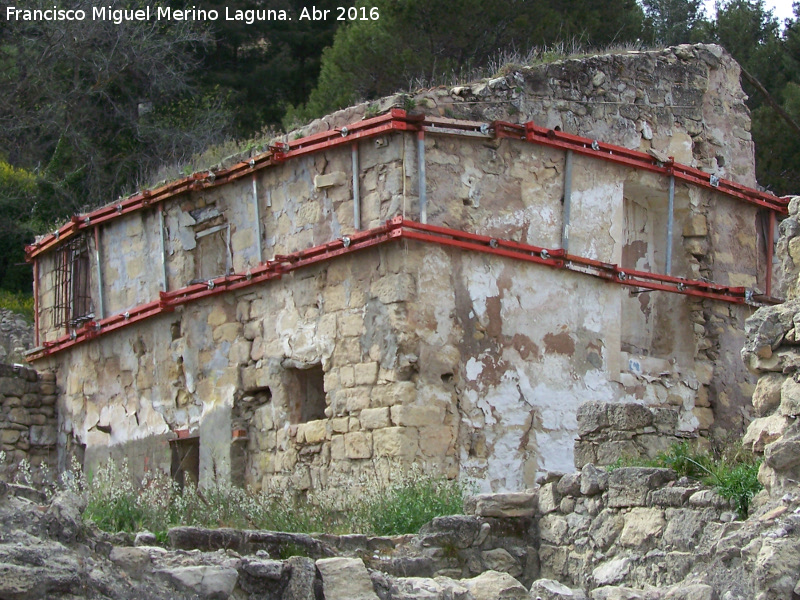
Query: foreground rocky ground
2 465 800 600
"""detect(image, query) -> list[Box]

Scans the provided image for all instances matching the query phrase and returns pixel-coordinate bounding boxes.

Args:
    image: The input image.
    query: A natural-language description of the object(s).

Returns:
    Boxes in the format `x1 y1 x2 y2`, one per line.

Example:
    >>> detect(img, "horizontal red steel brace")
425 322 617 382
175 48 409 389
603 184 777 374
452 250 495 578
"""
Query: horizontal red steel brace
26 112 420 259
26 217 778 361
398 220 755 298
27 111 787 260
522 122 785 212
401 230 565 269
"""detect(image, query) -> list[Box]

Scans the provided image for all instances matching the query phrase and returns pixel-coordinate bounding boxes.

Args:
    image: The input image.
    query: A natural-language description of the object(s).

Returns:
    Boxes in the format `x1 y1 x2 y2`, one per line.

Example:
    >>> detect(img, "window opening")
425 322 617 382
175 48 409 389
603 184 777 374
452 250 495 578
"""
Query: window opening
284 365 326 424
53 234 93 329
170 437 200 490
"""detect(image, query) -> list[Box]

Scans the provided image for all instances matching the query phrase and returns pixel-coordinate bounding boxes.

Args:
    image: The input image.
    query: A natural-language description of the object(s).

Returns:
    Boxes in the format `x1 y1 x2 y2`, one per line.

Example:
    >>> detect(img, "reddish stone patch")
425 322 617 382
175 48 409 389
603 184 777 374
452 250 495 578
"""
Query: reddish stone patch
544 331 575 356
512 334 541 361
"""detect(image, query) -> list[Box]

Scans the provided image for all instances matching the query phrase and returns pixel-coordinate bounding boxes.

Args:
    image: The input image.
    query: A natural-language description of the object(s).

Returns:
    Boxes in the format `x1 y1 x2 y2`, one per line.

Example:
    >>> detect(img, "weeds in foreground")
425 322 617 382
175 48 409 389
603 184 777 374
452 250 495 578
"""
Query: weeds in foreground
78 460 470 538
607 441 762 519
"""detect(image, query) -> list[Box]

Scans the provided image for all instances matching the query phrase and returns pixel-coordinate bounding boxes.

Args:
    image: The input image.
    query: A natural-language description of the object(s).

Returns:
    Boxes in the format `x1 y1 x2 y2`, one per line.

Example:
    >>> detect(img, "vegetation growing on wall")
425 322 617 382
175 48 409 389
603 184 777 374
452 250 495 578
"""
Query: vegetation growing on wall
609 441 763 518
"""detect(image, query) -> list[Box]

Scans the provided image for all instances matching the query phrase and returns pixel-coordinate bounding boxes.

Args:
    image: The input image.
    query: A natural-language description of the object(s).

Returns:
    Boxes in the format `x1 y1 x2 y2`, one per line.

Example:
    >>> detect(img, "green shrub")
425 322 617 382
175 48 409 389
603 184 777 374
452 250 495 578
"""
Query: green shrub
605 441 762 519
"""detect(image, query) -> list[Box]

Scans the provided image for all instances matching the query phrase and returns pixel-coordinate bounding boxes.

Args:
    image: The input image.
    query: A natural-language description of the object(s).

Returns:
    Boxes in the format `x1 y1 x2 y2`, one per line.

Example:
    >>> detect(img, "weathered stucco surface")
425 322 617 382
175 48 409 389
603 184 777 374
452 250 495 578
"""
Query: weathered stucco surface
32 44 772 494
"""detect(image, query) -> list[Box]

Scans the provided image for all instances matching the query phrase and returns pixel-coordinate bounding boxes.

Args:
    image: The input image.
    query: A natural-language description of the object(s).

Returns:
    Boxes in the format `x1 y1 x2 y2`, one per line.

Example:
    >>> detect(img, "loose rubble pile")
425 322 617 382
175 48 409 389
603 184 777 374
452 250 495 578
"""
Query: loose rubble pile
2 464 799 600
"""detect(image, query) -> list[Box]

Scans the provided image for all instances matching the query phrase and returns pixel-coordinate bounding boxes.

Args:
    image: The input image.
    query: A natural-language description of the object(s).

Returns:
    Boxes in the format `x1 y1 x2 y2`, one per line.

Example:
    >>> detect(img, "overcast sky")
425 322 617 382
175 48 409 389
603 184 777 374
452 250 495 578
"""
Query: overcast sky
702 0 796 26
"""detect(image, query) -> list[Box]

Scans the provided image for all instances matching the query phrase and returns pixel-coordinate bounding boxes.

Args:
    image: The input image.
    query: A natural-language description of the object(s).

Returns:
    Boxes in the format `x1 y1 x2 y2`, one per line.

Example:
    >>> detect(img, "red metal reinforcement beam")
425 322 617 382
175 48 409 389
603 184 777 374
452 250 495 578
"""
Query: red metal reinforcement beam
26 217 781 361
26 111 788 261
397 220 758 304
25 220 406 361
25 110 424 260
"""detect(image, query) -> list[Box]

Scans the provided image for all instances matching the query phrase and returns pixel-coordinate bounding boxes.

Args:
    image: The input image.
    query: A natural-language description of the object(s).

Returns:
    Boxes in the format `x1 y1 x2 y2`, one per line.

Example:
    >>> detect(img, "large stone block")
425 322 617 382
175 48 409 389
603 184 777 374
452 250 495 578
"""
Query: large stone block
465 492 537 518
618 507 665 549
607 468 675 508
359 407 390 430
607 403 653 431
370 273 415 304
160 566 239 600
372 427 418 458
29 425 57 446
460 570 528 600
390 405 444 427
580 463 608 496
418 515 481 548
316 557 379 600
300 420 327 444
538 482 561 514
418 425 453 457
753 373 785 417
781 376 800 417
539 514 569 544
743 415 789 452
344 432 372 459
353 362 379 385
530 579 585 600
577 401 608 435
372 382 417 407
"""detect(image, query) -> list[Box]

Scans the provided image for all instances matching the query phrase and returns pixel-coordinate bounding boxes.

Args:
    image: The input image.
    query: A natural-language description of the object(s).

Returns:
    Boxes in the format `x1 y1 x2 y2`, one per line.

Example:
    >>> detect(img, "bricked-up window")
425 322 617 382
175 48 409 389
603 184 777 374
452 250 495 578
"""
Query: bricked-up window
53 234 92 329
193 223 231 283
284 364 326 424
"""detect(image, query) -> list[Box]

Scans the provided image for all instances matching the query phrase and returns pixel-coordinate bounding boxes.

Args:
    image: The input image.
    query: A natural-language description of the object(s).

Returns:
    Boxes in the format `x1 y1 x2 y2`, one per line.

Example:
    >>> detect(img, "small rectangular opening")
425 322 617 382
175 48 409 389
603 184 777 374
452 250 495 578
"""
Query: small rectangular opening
170 437 200 489
284 364 326 424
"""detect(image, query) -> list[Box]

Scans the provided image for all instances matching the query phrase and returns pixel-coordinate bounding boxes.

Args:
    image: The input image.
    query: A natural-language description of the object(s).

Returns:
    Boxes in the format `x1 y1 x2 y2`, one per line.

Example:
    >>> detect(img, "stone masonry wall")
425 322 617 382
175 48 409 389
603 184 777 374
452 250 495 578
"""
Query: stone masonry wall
0 363 57 485
34 44 769 496
69 464 797 600
574 401 700 468
742 196 800 497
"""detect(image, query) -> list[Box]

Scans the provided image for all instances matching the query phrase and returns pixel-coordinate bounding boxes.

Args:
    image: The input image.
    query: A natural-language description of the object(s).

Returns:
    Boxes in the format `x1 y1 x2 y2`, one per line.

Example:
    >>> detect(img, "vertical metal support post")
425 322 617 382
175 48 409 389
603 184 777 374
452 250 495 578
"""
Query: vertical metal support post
561 150 573 251
252 174 263 263
159 208 168 292
352 143 361 231
33 259 39 347
93 226 105 320
666 175 675 275
418 130 427 224
767 210 776 297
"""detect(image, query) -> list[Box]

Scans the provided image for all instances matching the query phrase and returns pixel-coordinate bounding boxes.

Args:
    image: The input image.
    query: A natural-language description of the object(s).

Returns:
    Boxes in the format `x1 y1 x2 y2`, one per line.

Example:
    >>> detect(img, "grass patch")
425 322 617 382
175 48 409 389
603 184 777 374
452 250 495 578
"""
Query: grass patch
0 290 34 322
73 460 469 538
606 441 762 519
360 472 468 536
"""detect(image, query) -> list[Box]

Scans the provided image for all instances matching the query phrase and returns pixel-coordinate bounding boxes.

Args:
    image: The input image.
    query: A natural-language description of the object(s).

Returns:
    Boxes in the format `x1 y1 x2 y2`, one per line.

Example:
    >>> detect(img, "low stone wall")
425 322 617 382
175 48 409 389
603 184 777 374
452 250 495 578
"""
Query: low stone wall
150 466 738 593
574 401 696 468
0 364 57 485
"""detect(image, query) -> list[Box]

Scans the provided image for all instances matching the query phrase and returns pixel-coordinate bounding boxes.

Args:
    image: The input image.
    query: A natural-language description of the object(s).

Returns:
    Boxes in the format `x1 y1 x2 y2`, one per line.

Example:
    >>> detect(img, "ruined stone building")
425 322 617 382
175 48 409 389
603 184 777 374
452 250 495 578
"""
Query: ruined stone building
22 44 789 494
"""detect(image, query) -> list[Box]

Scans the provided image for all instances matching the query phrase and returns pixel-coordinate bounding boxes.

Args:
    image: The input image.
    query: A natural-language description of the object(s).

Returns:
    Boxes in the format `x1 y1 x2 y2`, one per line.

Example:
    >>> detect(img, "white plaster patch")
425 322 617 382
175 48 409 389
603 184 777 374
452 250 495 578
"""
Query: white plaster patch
463 261 500 322
465 357 484 381
419 250 456 345
536 429 577 474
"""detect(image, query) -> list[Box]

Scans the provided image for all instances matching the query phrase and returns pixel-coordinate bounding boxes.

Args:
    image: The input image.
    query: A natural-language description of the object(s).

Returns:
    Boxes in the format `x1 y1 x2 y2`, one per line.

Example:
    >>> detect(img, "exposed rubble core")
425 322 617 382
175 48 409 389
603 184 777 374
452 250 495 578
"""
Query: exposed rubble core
1 464 799 600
